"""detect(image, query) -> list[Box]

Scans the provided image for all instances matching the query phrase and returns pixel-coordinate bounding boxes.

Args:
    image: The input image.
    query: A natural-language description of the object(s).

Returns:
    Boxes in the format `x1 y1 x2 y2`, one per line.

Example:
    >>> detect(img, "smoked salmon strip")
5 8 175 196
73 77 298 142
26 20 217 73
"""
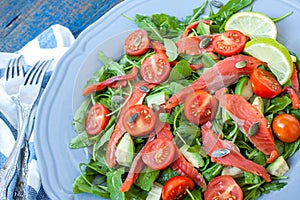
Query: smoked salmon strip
216 93 279 163
106 81 156 167
165 54 264 109
202 122 271 182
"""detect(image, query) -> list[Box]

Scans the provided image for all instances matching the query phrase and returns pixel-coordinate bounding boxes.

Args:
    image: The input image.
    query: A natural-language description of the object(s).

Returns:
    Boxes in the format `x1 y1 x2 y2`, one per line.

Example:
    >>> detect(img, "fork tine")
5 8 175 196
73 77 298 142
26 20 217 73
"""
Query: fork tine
32 60 49 84
24 61 41 85
4 58 15 80
24 60 51 85
16 55 24 77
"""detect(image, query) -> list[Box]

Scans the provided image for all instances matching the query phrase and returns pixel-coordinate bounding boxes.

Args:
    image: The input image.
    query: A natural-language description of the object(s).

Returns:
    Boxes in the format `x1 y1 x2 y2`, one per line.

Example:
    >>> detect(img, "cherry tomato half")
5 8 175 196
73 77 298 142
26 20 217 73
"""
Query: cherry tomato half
124 29 150 56
142 138 176 170
212 30 248 56
184 90 218 125
204 175 243 200
250 68 283 99
85 104 110 135
272 113 300 143
140 53 171 84
122 104 156 137
162 176 195 200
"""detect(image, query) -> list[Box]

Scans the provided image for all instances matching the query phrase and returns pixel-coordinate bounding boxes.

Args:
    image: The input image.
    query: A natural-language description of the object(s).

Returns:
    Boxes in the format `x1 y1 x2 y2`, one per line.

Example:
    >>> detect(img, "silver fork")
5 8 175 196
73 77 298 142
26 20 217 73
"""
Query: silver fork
0 60 51 199
2 56 25 131
2 56 24 98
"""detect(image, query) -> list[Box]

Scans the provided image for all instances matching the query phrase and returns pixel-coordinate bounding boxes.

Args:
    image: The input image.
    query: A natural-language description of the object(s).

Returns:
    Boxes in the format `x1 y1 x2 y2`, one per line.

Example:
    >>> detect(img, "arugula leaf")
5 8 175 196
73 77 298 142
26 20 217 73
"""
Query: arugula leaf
244 172 261 185
202 163 223 182
93 115 116 149
125 184 148 199
72 98 91 133
185 0 208 24
107 168 126 200
69 131 94 149
184 188 203 200
72 174 109 198
168 60 193 81
282 139 300 159
157 167 179 185
135 166 160 191
135 14 164 42
175 122 201 146
265 95 291 114
152 13 184 31
98 51 125 76
209 0 253 29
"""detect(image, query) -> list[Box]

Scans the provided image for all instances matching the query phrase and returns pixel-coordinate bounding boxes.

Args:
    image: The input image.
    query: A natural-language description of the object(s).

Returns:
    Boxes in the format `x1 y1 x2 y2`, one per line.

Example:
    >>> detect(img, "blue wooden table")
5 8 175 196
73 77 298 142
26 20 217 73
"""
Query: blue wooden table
0 0 123 52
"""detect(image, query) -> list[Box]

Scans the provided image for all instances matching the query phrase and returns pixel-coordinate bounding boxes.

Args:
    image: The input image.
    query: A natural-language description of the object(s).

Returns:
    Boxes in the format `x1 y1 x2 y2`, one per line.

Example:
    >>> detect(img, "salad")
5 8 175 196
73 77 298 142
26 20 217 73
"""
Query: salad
69 0 300 199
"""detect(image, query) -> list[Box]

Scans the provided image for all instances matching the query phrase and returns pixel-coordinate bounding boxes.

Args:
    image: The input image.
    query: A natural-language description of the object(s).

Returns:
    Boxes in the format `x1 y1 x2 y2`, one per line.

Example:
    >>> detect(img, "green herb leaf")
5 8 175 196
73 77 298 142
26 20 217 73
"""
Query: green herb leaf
185 0 208 24
72 98 91 133
135 166 160 191
107 168 126 200
168 60 193 81
265 95 292 114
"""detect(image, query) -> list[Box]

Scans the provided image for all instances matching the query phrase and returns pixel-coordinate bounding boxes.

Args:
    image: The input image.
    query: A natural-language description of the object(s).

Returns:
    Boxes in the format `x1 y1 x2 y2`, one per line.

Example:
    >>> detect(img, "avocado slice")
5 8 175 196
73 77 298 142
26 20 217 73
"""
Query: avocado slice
235 76 253 100
115 133 135 167
266 156 289 177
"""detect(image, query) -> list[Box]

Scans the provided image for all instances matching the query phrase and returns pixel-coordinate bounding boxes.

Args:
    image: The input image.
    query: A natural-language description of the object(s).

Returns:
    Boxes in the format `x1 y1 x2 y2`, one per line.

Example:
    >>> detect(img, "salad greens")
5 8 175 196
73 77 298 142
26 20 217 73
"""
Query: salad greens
69 0 300 199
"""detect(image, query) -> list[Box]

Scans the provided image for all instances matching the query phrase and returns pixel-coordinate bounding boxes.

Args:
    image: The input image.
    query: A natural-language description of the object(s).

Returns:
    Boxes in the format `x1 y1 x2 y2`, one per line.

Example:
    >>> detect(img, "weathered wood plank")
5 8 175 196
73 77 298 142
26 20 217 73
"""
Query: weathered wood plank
0 0 123 52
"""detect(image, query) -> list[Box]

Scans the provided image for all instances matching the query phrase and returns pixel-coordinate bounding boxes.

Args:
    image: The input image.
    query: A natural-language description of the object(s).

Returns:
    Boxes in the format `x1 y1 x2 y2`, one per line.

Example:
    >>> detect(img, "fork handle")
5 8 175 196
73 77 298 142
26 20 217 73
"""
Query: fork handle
0 105 30 199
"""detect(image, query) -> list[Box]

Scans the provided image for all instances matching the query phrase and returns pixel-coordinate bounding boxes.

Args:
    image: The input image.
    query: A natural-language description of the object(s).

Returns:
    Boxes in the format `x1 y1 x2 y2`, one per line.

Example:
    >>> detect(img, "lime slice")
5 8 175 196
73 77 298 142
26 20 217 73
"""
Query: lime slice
225 12 277 39
244 38 293 85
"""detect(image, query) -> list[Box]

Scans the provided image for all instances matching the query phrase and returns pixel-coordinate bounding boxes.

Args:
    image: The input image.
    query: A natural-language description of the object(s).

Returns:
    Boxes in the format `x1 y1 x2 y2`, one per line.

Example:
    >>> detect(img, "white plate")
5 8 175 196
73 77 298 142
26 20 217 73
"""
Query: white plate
35 0 300 199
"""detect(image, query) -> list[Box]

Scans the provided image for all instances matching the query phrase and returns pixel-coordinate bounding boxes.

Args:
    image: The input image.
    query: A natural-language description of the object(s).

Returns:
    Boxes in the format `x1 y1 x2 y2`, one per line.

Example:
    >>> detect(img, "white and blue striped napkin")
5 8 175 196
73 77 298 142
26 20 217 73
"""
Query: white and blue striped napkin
0 24 75 200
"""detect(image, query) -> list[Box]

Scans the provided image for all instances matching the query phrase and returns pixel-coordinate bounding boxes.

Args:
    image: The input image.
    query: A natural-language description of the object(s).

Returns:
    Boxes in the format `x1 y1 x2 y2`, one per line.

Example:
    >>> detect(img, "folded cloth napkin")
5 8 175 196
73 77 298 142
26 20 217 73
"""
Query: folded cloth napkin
0 24 75 200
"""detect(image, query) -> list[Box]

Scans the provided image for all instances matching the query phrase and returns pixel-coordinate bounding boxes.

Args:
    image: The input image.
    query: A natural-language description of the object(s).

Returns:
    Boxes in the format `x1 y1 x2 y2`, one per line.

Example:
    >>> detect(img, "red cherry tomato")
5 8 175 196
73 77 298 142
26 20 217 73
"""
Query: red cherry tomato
272 113 300 143
184 90 218 125
204 175 243 200
124 29 150 56
122 104 156 137
142 138 176 170
162 176 195 200
151 41 166 55
250 68 283 99
140 53 171 84
85 104 110 135
212 30 248 56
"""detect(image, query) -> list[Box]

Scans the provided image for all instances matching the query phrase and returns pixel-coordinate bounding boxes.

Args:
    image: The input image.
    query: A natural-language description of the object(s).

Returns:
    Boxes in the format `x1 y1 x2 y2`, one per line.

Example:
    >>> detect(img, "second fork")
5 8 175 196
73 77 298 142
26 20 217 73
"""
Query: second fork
0 60 51 199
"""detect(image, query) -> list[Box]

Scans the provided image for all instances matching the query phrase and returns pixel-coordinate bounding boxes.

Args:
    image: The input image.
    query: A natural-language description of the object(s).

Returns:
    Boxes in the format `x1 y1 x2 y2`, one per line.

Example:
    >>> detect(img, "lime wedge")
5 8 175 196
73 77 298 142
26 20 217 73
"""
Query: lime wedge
225 12 277 39
244 38 293 85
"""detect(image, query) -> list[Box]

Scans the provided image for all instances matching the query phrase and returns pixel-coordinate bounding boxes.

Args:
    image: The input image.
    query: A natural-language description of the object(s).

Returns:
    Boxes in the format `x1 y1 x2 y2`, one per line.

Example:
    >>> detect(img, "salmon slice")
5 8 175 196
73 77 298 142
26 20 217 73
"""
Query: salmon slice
171 151 207 188
202 122 271 182
106 81 156 167
216 93 279 163
165 54 264 109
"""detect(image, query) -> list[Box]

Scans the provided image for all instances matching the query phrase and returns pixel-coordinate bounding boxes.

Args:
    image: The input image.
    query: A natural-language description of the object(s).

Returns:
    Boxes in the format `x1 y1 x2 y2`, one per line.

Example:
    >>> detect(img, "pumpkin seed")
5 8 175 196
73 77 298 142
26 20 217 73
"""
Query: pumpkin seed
139 85 150 92
212 148 230 158
134 35 141 47
111 95 125 104
211 0 223 8
128 113 139 124
235 60 247 68
248 122 260 136
200 37 212 49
